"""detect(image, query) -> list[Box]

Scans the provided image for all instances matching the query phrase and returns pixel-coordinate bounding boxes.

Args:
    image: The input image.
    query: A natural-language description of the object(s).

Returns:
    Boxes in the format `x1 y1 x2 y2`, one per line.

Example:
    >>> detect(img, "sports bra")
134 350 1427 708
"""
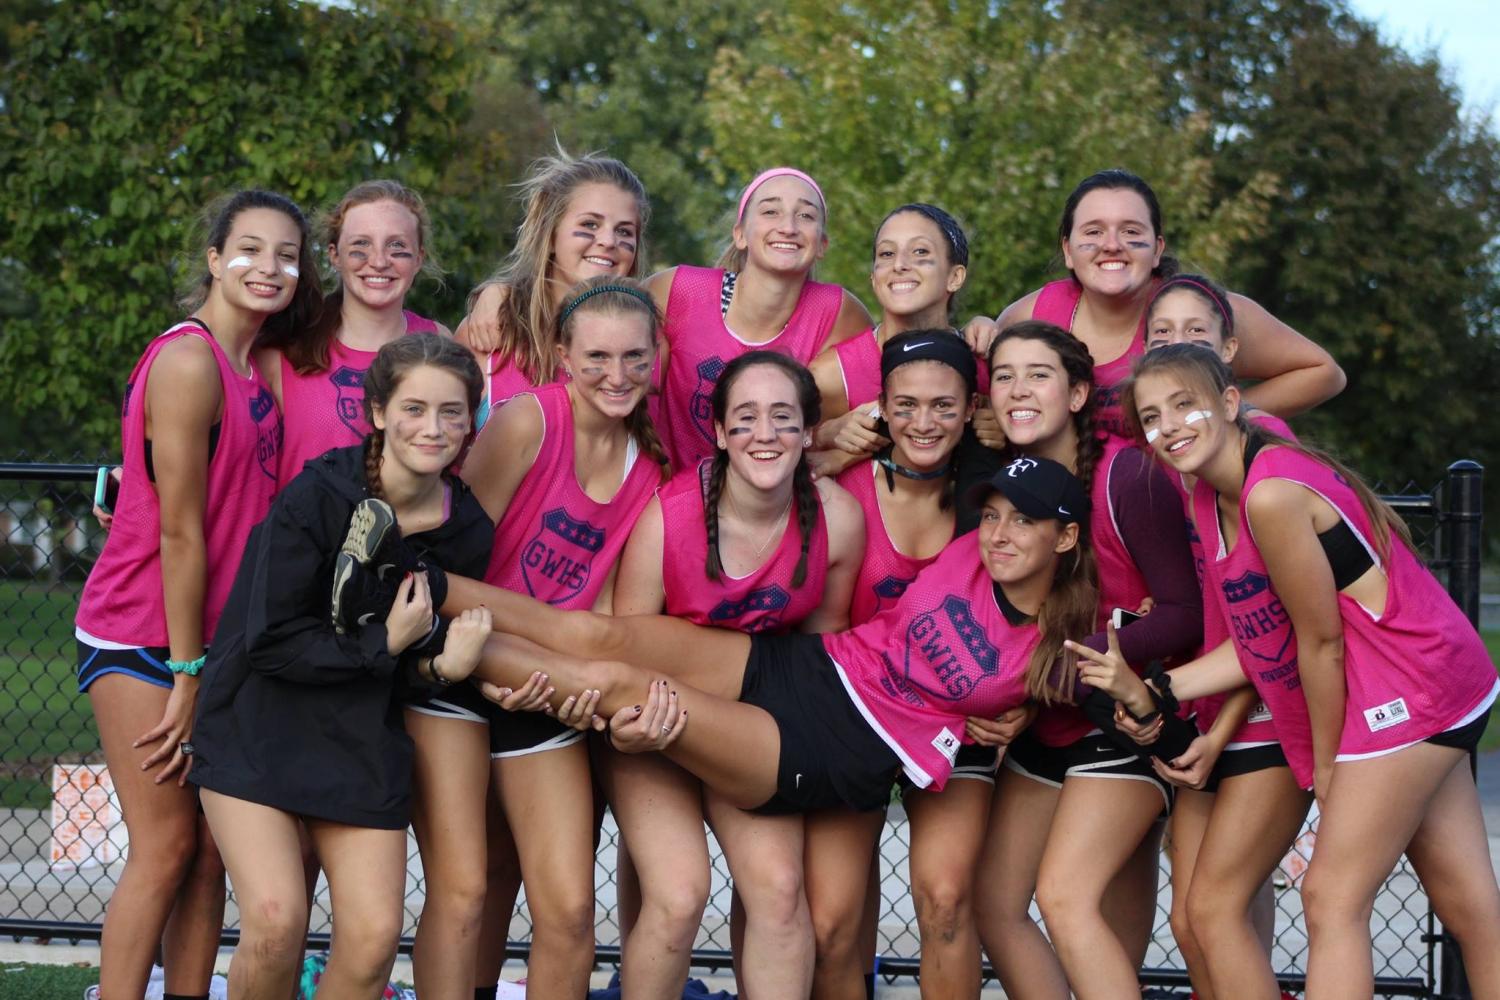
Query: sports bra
1244 433 1373 589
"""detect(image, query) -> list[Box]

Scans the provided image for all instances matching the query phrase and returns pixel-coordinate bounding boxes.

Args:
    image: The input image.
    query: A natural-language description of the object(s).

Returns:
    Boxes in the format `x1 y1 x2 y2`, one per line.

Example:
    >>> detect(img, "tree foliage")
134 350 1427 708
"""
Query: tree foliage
703 0 1276 323
0 0 486 447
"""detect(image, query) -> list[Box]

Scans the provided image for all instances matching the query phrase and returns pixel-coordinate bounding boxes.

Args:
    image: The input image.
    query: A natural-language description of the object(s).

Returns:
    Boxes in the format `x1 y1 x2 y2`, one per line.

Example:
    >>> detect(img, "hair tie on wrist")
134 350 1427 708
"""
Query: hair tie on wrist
167 655 206 676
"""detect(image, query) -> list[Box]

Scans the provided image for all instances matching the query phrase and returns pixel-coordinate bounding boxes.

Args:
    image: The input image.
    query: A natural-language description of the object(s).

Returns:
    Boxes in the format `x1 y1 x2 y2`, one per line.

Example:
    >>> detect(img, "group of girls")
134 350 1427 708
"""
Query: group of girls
73 148 1500 1000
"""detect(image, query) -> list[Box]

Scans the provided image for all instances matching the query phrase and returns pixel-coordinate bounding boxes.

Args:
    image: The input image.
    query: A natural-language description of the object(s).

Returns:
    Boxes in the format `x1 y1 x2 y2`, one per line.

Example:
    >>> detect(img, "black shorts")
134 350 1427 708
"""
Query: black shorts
1426 708 1491 752
1202 743 1289 792
406 682 583 757
76 637 173 692
739 633 901 815
899 742 1000 794
1002 729 1173 815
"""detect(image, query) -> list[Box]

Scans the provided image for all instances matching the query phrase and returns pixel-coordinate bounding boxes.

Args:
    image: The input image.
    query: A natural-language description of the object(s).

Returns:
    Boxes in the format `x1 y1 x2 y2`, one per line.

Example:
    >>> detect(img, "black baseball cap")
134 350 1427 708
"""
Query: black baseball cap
966 456 1090 524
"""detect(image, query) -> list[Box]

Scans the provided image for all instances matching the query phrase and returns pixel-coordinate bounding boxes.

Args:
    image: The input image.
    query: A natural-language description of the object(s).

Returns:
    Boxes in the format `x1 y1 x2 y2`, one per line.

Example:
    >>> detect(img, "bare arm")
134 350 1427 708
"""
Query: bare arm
809 340 852 423
798 480 865 635
458 392 544 522
1228 293 1346 417
817 288 874 353
612 497 667 616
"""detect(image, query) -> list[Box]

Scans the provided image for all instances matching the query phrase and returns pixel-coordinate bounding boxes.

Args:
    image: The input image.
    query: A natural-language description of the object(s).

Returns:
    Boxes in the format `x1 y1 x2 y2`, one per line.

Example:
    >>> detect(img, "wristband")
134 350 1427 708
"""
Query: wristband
420 656 451 687
167 654 206 677
1145 661 1180 716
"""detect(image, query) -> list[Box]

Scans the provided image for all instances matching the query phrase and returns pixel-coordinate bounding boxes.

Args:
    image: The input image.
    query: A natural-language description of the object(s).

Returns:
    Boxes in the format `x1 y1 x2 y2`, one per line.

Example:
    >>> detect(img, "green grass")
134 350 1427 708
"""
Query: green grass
0 961 98 1000
0 580 100 809
1482 629 1500 754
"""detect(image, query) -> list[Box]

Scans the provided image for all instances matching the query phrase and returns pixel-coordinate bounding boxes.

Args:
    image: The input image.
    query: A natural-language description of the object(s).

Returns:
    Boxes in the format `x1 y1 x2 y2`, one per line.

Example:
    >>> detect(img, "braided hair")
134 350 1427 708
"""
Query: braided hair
703 351 822 588
360 334 484 500
985 321 1103 496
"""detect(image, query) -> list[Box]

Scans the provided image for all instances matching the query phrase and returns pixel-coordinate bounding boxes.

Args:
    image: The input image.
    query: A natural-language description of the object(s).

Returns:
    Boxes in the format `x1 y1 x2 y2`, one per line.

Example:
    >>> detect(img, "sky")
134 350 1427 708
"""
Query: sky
1349 0 1500 127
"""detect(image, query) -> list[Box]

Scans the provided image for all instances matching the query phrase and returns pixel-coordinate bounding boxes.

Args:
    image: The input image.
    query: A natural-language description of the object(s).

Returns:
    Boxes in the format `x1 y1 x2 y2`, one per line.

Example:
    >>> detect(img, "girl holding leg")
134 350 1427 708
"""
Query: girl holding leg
190 335 494 1000
74 190 319 1000
1085 345 1500 1000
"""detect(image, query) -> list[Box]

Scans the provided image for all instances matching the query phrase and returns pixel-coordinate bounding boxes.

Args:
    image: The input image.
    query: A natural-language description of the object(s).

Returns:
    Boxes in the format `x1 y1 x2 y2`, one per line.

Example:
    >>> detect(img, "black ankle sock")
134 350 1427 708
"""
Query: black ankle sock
475 987 498 1000
865 971 876 999
163 993 209 1000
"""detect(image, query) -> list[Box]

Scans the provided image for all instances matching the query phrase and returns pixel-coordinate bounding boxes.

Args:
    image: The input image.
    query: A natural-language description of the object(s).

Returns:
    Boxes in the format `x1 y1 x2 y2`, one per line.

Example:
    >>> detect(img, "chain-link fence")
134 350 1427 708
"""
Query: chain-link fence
0 456 1485 997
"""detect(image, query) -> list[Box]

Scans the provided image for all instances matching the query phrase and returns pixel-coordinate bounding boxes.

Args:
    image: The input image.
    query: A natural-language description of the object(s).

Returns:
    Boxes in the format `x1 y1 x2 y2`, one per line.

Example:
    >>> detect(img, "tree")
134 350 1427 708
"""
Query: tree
0 0 487 449
702 0 1276 322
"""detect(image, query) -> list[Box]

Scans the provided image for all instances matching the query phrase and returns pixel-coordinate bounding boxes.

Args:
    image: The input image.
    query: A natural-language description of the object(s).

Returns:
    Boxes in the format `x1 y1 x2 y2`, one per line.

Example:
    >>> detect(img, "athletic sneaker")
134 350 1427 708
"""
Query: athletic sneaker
331 498 397 634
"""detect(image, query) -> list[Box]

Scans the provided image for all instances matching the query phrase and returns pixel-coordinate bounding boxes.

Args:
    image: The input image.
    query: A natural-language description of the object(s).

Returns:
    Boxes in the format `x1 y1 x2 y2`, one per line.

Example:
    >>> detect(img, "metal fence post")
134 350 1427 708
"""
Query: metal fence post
1438 459 1483 999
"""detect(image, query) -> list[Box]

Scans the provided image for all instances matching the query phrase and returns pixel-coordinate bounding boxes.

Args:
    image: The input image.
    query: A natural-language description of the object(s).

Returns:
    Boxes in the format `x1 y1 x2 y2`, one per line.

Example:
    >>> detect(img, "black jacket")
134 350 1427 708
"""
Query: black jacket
190 445 493 828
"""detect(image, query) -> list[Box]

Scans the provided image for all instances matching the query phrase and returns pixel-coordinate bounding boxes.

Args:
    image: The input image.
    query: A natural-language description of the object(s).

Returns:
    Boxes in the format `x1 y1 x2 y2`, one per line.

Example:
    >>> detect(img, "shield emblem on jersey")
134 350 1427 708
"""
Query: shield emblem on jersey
872 574 914 617
709 584 790 633
330 366 368 437
249 386 280 481
521 508 605 604
1220 570 1295 665
689 356 727 443
901 595 999 702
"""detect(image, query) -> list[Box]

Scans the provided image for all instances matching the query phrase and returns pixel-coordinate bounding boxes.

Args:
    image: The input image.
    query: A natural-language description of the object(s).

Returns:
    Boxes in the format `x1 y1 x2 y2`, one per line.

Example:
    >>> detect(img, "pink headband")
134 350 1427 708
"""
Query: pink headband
1150 277 1234 336
736 167 826 222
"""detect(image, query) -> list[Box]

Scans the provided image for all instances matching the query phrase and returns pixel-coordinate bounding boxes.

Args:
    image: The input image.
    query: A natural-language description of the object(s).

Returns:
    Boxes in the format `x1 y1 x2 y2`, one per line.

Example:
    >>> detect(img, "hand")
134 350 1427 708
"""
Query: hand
606 679 686 753
962 315 999 358
134 677 199 786
1134 596 1155 616
478 671 557 713
385 572 435 656
1113 701 1164 745
965 703 1037 746
92 466 123 530
551 688 605 733
430 606 491 683
831 403 889 457
971 402 1007 452
455 283 506 353
1150 735 1221 789
1069 622 1152 715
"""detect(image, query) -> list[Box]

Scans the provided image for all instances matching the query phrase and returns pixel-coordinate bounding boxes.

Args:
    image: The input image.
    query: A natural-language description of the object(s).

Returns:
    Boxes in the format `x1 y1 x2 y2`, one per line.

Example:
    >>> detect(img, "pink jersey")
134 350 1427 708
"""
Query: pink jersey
837 461 948 626
661 266 842 470
1195 445 1498 789
77 322 282 646
1032 438 1154 747
659 461 829 632
481 384 658 608
823 535 1042 790
276 312 439 489
1187 410 1295 742
1032 278 1146 441
834 328 882 409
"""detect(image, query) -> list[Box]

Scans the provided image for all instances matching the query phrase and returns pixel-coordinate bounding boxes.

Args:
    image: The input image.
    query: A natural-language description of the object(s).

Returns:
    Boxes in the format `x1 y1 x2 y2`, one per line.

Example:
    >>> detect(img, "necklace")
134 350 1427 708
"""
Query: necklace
726 490 793 559
877 455 951 481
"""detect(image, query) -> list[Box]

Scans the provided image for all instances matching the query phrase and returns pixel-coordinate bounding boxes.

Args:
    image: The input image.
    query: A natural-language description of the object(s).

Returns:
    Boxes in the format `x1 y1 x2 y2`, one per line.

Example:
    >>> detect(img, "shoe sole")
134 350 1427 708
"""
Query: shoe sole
331 499 396 634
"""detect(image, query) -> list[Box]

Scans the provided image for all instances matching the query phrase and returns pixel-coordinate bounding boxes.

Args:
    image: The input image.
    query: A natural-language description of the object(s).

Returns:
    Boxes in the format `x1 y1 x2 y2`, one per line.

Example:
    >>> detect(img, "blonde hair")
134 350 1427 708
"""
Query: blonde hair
477 146 650 385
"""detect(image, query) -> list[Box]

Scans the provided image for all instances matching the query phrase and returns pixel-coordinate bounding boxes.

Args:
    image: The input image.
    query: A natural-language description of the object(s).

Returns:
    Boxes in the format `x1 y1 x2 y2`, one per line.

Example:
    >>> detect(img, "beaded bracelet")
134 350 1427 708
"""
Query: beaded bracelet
167 654 206 677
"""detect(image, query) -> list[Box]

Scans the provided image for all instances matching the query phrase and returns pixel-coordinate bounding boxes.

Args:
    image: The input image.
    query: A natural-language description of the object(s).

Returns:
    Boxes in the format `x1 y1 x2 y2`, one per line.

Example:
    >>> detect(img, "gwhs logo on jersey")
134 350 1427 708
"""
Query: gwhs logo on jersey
689 356 727 442
1222 570 1294 666
250 386 281 482
872 574 915 616
522 507 605 604
330 366 369 436
903 595 1000 702
709 584 790 633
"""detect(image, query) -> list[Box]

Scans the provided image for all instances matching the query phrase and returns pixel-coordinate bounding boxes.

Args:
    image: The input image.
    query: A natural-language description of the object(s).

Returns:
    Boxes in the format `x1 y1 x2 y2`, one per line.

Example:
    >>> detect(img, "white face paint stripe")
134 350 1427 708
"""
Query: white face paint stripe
224 256 254 270
1185 410 1213 425
282 263 300 278
1145 428 1161 443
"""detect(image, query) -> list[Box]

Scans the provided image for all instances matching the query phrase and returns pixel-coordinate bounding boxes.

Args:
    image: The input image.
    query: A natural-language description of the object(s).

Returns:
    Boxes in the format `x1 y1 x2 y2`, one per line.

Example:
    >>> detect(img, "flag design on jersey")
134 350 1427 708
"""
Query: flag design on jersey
330 365 367 436
709 584 790 633
885 594 1000 704
1222 569 1299 689
250 385 280 482
872 574 916 617
522 508 605 604
689 356 727 442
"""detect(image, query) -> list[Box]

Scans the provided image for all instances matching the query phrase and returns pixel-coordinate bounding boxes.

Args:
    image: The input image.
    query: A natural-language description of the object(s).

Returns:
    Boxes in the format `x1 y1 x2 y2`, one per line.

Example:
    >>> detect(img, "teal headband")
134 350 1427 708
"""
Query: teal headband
558 284 656 328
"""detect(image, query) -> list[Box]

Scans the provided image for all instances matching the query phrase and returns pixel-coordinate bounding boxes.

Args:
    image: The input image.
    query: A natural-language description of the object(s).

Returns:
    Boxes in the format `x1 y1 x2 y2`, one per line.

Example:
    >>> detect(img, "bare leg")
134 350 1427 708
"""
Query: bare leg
406 710 492 1000
1102 817 1164 969
706 792 814 998
475 789 522 989
469 633 782 807
89 675 207 1000
1035 775 1165 1000
494 742 597 1000
803 806 885 1000
974 768 1067 1000
1188 767 1310 1000
1304 745 1500 1000
1165 788 1214 997
161 812 227 995
306 819 407 1000
199 791 309 1000
905 777 993 1000
601 750 711 998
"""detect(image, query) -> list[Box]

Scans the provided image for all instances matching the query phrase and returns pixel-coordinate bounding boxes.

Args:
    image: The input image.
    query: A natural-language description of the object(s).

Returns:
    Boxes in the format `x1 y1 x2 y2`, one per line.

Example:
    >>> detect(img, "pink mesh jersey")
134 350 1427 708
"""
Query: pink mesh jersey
836 461 946 627
1031 278 1147 442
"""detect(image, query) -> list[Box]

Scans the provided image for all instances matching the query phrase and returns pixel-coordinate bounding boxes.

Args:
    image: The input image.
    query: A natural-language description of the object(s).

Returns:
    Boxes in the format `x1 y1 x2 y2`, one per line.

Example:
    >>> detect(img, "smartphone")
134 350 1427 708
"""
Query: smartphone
1111 607 1144 629
94 466 120 514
